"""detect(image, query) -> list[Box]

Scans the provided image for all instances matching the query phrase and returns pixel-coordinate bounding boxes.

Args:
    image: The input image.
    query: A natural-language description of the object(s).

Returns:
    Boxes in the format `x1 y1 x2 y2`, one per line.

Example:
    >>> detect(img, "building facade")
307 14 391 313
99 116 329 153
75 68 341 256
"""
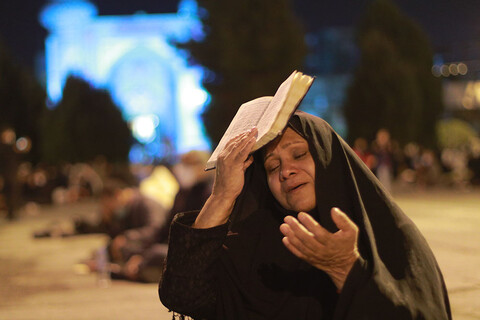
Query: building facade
40 0 210 163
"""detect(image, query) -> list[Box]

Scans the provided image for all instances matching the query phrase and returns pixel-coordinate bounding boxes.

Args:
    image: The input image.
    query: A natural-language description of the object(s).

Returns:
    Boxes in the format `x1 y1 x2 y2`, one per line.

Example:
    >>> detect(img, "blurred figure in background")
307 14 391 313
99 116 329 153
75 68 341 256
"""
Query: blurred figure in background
110 150 214 282
0 128 20 220
371 128 394 192
468 142 480 186
415 149 442 189
73 179 168 267
169 150 214 215
352 137 376 171
399 142 421 186
31 179 167 274
66 162 104 202
441 148 471 189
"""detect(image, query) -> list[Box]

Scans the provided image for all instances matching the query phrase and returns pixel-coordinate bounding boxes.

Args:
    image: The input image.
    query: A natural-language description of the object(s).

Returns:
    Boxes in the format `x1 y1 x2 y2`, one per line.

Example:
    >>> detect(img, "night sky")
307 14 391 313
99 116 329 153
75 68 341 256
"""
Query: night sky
1 0 480 72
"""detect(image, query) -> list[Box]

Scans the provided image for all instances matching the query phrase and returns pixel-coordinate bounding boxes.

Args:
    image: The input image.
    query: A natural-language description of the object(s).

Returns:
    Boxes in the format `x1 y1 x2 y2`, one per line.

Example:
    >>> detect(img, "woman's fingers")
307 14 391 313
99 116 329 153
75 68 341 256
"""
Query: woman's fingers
221 131 250 156
297 212 329 244
281 236 308 261
331 207 358 236
243 155 254 170
220 128 257 164
236 127 258 161
281 216 321 254
280 209 360 280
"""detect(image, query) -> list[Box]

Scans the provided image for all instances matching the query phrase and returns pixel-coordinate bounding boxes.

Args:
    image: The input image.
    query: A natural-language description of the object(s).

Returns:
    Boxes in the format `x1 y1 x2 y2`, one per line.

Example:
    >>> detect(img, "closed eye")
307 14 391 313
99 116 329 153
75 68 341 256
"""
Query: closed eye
294 152 307 159
267 164 280 173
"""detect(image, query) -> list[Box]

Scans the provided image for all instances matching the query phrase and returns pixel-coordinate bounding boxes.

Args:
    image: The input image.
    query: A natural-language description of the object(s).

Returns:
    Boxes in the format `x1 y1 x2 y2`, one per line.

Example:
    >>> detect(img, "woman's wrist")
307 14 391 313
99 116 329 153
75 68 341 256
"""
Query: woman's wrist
325 251 360 291
193 194 236 229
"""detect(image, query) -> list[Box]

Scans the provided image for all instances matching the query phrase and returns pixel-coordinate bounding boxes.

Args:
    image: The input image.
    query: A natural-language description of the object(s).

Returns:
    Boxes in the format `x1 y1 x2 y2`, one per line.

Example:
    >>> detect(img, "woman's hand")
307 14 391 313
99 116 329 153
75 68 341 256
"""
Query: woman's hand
280 207 360 291
212 127 258 202
194 128 258 228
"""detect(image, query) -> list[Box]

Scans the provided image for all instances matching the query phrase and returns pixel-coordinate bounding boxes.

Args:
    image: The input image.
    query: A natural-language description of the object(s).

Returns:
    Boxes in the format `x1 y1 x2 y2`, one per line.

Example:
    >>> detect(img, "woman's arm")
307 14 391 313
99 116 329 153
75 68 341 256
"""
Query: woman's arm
159 128 258 318
159 212 228 319
193 128 257 229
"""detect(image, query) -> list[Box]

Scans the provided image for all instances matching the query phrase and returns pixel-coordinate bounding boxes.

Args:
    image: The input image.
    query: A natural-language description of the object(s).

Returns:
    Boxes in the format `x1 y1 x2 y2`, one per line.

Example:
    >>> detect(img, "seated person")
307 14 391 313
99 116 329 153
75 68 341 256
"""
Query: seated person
159 111 451 320
74 180 168 270
111 151 214 283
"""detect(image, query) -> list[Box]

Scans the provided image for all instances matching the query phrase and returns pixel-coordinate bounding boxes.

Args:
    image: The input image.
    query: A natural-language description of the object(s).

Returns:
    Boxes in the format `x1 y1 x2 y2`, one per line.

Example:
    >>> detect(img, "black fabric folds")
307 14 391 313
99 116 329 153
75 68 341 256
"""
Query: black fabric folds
159 111 451 320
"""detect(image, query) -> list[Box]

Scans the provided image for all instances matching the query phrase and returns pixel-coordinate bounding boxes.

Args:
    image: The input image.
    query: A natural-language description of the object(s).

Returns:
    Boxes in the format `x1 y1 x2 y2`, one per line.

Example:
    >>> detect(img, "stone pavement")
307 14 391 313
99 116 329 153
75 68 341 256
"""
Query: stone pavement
0 188 479 320
394 188 480 320
0 200 172 320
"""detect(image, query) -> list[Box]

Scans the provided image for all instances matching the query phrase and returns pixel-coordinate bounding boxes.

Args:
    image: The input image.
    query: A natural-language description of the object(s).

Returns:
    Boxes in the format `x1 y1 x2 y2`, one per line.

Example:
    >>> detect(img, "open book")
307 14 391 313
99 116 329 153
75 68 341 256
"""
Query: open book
206 70 314 170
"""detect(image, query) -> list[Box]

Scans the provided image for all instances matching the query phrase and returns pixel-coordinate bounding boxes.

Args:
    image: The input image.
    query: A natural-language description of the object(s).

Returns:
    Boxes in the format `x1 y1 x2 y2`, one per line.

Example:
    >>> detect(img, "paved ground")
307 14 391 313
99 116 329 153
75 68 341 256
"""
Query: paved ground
394 188 480 320
0 187 479 320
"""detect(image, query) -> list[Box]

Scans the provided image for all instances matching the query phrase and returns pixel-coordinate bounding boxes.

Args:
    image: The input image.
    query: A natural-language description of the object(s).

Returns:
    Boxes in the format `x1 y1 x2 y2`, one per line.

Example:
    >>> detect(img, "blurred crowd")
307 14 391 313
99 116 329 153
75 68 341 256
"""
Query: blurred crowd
0 139 214 283
2 129 478 222
352 128 480 193
1 126 480 284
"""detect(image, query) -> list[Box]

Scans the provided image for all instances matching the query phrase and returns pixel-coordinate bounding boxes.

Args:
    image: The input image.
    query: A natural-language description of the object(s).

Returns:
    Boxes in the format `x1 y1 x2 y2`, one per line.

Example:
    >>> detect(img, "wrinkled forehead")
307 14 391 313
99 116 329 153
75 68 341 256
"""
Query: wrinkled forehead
262 127 308 162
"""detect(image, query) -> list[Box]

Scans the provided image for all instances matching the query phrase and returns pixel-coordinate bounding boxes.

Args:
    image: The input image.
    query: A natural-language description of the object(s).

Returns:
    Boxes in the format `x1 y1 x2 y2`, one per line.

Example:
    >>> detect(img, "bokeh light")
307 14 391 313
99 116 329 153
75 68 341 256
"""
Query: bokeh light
131 115 159 144
15 137 32 153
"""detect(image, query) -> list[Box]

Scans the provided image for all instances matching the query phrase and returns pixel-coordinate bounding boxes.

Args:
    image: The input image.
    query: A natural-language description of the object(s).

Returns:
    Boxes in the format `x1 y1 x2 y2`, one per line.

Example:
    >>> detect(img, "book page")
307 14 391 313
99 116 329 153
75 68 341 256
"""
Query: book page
224 96 272 138
269 73 313 133
206 96 272 169
256 71 314 147
256 71 296 136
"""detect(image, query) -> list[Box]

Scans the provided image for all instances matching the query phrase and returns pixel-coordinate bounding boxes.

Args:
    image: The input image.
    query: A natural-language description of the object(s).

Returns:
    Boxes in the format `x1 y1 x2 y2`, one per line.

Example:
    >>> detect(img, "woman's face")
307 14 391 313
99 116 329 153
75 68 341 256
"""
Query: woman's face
263 127 316 212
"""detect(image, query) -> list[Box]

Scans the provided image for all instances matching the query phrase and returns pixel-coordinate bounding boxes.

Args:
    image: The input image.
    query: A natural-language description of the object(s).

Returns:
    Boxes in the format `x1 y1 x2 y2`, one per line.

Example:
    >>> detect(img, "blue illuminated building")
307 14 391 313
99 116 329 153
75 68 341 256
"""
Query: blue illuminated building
40 0 210 163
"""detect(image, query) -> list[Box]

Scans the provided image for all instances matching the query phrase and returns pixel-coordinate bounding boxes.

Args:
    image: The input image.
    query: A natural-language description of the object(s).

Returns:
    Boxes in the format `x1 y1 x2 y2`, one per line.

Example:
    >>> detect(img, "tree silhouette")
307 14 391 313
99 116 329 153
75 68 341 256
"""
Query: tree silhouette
0 38 46 162
177 0 307 145
343 0 443 147
41 76 132 164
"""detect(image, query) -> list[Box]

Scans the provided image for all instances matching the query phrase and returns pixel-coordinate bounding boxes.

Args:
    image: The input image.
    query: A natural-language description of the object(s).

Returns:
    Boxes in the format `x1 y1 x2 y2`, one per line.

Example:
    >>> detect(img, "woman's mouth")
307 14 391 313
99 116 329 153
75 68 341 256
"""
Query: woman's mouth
287 183 306 193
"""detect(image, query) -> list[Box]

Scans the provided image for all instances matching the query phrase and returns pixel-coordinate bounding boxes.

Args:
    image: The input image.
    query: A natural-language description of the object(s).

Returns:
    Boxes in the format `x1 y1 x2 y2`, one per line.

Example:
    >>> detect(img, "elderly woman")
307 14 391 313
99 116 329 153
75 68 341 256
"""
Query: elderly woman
159 112 451 320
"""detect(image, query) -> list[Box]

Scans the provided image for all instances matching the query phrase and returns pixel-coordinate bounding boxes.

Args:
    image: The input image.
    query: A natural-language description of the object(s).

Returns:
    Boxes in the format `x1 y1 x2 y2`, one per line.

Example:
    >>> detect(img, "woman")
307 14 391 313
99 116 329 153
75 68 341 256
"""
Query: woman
159 111 451 320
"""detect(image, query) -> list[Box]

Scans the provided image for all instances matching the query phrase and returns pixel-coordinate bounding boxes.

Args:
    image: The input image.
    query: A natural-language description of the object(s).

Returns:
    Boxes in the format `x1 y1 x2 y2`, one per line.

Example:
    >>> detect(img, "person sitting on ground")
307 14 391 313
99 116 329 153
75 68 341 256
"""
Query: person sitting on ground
111 151 214 282
74 180 168 270
159 111 451 320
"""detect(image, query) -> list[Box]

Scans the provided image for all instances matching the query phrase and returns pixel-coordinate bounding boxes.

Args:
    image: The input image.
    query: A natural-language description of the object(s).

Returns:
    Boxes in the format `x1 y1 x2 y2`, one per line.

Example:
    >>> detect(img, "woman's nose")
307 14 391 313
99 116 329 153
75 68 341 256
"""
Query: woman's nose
279 162 296 181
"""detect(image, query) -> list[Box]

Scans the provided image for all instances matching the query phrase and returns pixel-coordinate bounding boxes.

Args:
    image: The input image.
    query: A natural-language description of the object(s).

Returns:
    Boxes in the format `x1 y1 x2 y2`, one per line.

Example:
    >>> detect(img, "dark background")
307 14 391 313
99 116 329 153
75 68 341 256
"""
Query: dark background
1 0 480 72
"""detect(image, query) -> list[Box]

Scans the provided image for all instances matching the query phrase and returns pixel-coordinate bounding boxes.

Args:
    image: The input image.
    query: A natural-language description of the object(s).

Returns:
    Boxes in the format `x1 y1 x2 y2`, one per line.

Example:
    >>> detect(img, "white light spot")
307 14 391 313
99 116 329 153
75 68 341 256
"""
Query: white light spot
131 115 159 143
